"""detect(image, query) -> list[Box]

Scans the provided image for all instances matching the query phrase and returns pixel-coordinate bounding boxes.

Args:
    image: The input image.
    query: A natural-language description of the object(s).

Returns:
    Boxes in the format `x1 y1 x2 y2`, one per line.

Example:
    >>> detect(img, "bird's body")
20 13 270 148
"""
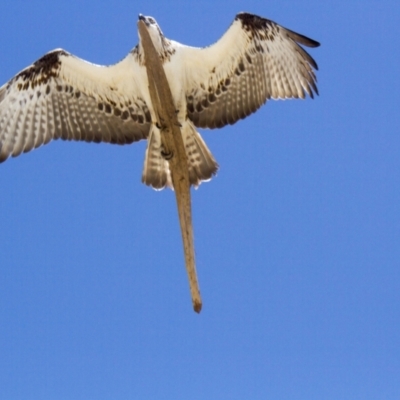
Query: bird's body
0 13 319 189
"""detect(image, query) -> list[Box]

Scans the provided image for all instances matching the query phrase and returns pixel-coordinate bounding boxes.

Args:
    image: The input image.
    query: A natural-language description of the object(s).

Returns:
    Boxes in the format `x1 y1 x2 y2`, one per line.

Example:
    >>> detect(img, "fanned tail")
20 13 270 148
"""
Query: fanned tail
141 123 218 190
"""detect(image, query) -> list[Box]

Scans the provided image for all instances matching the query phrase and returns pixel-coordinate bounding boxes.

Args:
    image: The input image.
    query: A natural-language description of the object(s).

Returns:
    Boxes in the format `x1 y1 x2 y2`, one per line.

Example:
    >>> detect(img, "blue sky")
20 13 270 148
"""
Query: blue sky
1 1 399 399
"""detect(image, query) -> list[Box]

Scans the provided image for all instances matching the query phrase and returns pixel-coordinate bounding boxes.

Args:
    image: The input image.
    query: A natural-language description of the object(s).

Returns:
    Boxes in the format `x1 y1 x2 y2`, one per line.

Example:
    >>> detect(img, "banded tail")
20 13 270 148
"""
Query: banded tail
142 123 218 190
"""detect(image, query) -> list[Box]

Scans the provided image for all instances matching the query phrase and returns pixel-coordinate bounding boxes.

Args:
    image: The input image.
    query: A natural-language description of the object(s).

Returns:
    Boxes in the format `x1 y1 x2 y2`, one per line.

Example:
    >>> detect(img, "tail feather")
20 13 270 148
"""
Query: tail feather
183 125 218 187
141 126 172 190
142 124 218 190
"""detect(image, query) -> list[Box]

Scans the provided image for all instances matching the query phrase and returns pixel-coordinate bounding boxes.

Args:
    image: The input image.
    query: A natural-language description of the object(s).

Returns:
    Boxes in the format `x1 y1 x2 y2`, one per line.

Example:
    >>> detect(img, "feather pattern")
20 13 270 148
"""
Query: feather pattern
182 13 320 129
0 49 151 162
0 12 319 190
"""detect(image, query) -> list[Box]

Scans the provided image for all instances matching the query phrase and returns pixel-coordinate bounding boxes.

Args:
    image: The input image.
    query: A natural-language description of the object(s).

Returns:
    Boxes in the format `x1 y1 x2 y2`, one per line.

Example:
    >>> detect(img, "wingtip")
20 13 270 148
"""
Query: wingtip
309 39 321 48
284 27 320 48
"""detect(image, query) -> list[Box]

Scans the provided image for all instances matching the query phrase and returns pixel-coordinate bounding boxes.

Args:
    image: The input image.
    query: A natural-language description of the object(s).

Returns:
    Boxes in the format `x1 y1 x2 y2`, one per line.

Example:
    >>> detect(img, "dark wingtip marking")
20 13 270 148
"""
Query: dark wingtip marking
15 49 69 88
237 12 320 47
236 12 273 31
285 27 320 48
237 12 320 54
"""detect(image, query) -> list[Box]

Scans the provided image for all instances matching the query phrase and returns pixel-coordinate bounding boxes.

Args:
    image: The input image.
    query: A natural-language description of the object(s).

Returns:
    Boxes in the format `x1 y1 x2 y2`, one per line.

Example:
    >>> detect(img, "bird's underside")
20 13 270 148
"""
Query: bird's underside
0 12 320 190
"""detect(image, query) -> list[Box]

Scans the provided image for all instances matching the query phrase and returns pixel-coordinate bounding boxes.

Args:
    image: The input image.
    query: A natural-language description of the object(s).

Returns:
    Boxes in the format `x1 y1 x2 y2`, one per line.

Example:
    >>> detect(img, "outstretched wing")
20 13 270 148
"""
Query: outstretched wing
0 49 152 162
181 12 320 129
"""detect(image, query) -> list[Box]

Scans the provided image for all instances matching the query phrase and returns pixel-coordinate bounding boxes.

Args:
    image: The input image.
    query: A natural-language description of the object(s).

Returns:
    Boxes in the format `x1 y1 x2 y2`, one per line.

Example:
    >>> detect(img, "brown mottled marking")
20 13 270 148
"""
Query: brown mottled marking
98 103 104 111
14 50 68 88
237 13 271 30
187 102 194 113
121 110 129 120
105 104 112 114
144 110 151 122
114 107 121 117
45 85 51 95
208 93 216 103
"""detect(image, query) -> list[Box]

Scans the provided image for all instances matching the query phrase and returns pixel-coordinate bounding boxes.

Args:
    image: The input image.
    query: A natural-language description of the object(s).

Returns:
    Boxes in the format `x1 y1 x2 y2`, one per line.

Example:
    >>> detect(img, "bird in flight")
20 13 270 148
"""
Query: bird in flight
0 13 319 189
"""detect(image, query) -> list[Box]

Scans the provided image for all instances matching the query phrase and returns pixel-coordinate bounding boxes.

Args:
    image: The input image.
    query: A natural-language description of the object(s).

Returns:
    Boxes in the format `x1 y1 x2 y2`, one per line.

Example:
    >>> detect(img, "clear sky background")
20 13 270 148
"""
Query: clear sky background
0 1 399 399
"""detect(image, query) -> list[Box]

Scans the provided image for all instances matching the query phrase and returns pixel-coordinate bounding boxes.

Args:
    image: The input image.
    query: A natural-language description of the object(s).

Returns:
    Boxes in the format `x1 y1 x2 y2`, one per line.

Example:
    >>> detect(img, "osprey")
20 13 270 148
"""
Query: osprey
0 13 319 189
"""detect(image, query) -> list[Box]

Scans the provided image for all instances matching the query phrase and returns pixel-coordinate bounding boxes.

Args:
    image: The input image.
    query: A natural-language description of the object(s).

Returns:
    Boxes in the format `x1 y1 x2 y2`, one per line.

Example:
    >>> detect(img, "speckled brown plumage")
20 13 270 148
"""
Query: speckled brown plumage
186 13 319 129
0 50 151 163
0 12 319 190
